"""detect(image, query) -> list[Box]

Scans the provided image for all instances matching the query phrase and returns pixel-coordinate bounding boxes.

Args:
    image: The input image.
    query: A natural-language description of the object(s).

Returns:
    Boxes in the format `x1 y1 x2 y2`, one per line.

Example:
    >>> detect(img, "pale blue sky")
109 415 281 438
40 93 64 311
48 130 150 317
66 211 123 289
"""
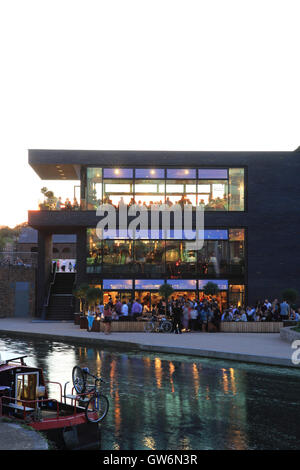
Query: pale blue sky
0 0 299 227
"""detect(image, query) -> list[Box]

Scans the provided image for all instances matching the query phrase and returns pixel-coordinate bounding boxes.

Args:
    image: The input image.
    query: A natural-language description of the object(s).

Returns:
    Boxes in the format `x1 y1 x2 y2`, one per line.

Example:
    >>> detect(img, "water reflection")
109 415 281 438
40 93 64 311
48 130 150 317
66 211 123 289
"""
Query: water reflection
1 334 300 450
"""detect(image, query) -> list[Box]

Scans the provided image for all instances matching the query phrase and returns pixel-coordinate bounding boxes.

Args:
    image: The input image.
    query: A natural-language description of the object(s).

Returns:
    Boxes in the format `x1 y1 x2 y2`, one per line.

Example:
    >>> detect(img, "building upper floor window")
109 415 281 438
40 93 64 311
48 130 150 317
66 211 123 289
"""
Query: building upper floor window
85 167 245 211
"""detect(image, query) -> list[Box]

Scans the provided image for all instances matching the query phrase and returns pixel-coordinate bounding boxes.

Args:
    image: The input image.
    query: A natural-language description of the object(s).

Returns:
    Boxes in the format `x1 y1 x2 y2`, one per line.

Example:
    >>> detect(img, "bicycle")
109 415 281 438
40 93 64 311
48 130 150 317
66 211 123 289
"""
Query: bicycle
72 366 109 423
144 318 173 333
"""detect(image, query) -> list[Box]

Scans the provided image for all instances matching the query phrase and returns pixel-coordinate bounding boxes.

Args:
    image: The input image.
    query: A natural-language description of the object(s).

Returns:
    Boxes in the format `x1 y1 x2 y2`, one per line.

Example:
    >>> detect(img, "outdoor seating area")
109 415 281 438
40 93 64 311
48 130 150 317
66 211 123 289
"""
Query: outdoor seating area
75 314 285 334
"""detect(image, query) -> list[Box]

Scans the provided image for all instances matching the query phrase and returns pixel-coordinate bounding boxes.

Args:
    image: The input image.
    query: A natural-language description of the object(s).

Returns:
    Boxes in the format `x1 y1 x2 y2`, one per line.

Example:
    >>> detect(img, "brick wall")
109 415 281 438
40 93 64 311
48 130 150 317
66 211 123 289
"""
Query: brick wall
0 266 36 317
17 242 76 259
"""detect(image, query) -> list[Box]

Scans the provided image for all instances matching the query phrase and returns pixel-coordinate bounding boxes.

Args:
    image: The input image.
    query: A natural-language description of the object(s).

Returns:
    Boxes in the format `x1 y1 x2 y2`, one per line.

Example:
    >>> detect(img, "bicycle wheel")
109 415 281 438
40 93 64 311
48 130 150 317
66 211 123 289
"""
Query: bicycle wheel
144 322 153 332
162 321 172 333
85 394 109 423
72 366 86 394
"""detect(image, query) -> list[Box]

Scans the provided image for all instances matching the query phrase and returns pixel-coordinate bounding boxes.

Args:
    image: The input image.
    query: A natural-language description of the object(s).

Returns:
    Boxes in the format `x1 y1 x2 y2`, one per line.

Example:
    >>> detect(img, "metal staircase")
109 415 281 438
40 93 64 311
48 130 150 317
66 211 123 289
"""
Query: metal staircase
46 273 75 321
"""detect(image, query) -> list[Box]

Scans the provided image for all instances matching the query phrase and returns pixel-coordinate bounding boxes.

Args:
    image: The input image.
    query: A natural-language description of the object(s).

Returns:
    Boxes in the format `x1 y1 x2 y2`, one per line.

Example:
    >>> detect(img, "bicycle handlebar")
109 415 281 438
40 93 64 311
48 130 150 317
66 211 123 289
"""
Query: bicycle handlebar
82 367 105 383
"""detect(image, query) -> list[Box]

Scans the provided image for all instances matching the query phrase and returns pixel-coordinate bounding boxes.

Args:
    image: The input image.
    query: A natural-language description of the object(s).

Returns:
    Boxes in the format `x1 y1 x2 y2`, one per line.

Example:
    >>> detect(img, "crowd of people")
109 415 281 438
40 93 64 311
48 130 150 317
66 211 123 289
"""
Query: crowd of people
85 295 300 334
55 197 80 210
45 193 229 211
98 195 228 211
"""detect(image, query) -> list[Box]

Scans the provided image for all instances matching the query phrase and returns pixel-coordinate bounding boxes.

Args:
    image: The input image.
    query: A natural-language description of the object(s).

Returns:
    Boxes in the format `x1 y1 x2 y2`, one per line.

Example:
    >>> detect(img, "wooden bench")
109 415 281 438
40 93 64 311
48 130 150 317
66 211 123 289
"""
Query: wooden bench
219 322 283 333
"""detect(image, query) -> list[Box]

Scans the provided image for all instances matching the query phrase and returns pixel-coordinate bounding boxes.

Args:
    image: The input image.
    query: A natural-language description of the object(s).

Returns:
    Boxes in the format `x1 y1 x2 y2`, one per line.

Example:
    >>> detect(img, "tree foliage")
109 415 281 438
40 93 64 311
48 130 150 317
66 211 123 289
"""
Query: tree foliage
202 281 220 296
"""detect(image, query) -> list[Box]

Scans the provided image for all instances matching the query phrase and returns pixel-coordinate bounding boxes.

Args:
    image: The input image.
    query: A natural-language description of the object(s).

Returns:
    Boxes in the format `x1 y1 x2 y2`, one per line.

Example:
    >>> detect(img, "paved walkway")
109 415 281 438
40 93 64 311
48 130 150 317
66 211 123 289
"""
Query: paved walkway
0 419 48 450
0 318 298 368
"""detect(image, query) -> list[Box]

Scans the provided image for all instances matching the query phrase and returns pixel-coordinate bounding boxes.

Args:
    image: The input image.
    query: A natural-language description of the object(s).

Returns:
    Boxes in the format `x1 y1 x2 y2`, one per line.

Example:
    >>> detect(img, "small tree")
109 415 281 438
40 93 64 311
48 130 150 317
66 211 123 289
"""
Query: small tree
86 287 102 310
282 288 298 304
202 281 220 297
73 283 90 313
159 283 174 316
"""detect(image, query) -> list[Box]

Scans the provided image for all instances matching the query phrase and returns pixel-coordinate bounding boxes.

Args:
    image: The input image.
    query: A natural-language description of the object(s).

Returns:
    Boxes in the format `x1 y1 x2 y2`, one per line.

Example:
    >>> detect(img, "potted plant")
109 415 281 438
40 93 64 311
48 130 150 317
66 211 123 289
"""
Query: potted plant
158 283 174 316
73 283 90 314
40 187 57 210
86 287 102 308
281 288 298 305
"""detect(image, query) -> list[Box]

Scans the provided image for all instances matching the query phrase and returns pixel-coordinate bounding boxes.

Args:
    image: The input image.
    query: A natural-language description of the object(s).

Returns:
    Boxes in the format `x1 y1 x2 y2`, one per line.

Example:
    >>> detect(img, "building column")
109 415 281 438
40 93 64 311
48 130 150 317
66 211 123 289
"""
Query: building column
76 228 87 287
37 231 53 317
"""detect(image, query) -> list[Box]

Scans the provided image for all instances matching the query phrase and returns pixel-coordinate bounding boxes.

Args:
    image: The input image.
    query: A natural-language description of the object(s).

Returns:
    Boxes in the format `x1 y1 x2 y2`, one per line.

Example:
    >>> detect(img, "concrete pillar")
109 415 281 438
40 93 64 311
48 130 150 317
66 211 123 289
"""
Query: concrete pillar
37 231 53 317
76 228 87 287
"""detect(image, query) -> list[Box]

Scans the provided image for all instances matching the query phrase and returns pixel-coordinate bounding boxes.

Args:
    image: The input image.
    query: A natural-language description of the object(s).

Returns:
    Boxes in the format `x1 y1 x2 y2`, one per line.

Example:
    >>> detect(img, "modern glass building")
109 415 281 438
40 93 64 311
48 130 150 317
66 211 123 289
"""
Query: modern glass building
28 149 300 317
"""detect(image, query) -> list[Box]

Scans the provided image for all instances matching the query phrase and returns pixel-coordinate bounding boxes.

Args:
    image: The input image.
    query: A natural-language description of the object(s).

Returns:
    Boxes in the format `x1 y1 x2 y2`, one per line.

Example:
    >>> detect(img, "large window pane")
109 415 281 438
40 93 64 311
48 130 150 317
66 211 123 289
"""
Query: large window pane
134 240 165 275
135 182 165 193
87 168 102 209
198 180 228 210
229 168 244 211
166 180 197 207
197 240 229 275
229 229 245 274
135 169 165 179
198 169 228 179
167 169 196 179
86 228 102 273
229 284 245 306
134 180 165 206
103 240 134 274
103 168 133 178
103 179 133 206
165 241 197 276
206 240 229 276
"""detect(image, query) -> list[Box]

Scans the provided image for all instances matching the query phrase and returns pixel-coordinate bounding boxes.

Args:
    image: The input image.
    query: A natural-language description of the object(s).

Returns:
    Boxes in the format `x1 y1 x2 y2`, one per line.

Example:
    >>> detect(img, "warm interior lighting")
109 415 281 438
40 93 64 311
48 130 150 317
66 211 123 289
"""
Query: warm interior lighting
150 169 155 175
185 170 189 174
114 169 120 175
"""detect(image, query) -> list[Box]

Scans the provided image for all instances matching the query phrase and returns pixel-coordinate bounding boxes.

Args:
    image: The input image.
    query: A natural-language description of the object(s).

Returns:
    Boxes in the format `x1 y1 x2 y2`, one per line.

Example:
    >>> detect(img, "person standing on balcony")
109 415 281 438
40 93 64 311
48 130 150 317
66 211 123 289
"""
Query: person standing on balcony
56 197 62 210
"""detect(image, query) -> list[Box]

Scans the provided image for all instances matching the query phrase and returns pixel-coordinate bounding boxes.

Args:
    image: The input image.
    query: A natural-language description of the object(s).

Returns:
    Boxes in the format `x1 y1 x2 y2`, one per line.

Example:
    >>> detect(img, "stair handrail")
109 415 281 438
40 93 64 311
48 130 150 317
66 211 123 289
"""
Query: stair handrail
41 262 57 320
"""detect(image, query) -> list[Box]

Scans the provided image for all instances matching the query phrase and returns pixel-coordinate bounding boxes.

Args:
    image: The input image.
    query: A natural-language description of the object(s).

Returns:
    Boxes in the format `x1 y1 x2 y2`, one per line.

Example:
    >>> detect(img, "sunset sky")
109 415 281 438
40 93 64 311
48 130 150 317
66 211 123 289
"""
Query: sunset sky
0 0 299 227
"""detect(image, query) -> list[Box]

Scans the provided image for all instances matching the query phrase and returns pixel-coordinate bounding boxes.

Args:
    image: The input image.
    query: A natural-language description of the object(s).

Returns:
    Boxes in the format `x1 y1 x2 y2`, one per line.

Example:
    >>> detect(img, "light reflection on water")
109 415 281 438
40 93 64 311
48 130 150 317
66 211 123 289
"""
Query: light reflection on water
1 334 300 450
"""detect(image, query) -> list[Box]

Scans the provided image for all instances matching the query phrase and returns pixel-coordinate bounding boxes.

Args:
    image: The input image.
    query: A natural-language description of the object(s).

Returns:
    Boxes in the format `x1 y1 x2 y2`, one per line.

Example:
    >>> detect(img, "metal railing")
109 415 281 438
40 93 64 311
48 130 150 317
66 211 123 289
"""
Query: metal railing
0 395 60 421
42 263 57 320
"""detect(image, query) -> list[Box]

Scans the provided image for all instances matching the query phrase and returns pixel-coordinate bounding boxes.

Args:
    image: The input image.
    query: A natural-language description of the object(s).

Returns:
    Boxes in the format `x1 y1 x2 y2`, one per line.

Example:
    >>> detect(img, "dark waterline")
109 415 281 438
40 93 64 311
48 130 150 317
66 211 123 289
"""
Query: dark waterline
1 334 300 450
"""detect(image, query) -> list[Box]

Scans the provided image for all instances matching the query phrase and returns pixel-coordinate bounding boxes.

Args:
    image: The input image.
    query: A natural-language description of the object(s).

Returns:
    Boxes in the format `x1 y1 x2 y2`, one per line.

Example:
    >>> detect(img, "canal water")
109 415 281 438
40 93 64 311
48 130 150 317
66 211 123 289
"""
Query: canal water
1 334 300 450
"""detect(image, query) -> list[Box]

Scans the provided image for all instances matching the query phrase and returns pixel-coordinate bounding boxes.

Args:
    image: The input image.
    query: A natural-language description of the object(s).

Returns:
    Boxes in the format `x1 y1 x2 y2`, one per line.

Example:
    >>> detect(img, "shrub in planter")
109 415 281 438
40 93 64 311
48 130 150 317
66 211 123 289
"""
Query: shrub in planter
158 283 174 315
281 288 298 304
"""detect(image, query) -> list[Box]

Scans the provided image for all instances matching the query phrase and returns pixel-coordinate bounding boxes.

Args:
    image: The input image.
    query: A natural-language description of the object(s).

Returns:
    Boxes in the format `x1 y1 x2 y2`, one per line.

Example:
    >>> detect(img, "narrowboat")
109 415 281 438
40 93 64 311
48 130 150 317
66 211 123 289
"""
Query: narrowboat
0 355 102 449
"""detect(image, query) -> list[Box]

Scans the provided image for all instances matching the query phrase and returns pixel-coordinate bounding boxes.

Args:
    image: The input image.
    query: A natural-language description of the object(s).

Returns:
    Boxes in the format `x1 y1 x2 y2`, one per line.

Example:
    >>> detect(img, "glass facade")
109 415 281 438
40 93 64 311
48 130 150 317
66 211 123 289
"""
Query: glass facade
86 168 102 209
84 167 245 211
90 278 245 309
87 228 245 278
83 168 246 309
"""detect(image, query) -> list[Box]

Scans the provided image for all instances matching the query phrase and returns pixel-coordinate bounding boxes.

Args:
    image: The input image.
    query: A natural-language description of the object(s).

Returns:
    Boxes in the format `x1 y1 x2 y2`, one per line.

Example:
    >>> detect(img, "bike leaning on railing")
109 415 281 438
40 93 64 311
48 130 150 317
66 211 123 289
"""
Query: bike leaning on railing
144 318 173 333
72 366 109 423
